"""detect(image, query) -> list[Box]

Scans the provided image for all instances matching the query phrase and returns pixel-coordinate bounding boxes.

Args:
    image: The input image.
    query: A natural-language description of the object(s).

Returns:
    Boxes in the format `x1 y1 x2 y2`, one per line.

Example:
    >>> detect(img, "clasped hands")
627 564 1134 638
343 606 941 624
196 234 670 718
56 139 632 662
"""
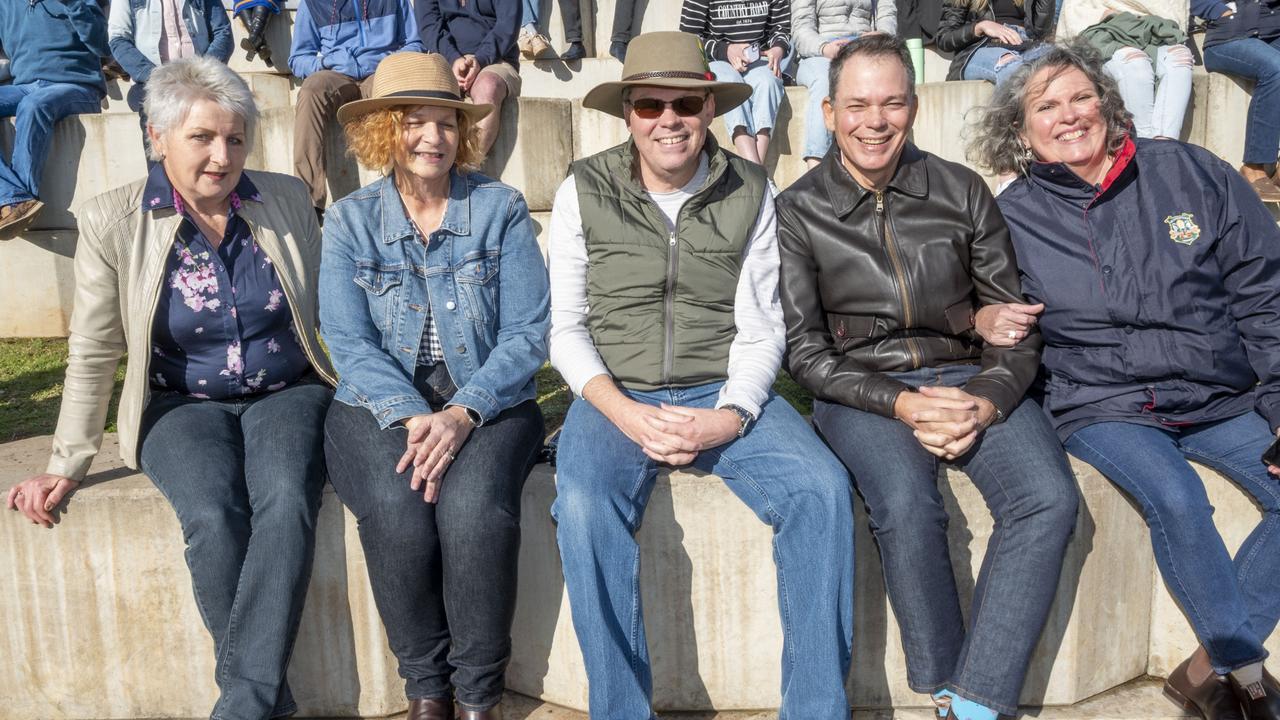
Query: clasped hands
452 54 480 93
611 400 740 466
398 406 474 503
894 387 998 460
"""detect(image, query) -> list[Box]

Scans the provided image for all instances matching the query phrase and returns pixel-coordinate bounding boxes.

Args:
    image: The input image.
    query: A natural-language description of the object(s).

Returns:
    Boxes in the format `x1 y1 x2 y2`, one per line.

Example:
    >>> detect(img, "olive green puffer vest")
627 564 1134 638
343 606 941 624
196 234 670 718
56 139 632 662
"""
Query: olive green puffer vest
573 139 768 390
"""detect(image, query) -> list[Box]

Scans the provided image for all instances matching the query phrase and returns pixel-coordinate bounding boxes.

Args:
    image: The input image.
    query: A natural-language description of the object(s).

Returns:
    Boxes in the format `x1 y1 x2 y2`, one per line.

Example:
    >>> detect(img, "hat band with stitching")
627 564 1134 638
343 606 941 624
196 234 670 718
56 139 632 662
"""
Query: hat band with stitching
384 89 463 101
622 70 714 82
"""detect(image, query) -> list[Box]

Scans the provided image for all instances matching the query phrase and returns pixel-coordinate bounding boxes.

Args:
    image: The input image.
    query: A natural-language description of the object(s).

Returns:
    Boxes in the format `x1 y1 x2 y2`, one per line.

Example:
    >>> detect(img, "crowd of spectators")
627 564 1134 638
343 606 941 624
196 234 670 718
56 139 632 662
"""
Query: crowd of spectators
0 0 1279 240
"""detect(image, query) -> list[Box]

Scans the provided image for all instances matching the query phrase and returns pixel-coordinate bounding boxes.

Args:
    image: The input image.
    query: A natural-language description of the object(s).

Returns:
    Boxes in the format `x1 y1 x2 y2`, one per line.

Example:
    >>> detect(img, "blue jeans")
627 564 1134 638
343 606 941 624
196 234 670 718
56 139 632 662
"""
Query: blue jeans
553 382 855 720
796 54 835 160
521 0 538 25
0 80 102 206
962 31 1052 86
709 59 786 137
1065 411 1280 674
1103 45 1194 139
139 378 333 720
1204 36 1280 164
813 364 1078 716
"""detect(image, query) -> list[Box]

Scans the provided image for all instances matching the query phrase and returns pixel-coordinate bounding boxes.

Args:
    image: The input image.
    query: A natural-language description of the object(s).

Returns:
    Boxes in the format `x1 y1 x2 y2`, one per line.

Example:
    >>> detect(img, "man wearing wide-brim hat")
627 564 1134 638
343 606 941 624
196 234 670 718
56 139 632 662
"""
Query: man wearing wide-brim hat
546 31 856 720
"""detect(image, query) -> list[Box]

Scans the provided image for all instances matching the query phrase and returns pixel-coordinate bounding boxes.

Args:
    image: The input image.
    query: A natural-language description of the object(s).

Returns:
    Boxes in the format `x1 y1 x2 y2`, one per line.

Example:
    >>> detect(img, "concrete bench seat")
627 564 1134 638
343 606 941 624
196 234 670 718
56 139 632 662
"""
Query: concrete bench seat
2 432 1274 717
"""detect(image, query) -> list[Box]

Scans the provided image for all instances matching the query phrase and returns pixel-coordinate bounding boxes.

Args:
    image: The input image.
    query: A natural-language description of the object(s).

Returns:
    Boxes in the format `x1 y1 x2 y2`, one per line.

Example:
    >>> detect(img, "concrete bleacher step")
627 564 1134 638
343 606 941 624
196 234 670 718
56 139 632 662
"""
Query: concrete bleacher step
3 431 1274 718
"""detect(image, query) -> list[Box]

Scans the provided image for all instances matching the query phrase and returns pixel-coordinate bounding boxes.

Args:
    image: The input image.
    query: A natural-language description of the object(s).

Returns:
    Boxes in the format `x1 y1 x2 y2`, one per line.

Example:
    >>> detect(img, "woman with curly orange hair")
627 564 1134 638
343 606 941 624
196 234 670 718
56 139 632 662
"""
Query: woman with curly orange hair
318 51 549 720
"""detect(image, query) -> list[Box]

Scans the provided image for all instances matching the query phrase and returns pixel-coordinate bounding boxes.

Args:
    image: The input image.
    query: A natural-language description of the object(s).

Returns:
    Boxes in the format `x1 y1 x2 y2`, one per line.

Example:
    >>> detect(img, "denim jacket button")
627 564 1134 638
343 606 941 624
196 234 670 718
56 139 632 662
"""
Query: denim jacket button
456 344 467 354
446 300 457 310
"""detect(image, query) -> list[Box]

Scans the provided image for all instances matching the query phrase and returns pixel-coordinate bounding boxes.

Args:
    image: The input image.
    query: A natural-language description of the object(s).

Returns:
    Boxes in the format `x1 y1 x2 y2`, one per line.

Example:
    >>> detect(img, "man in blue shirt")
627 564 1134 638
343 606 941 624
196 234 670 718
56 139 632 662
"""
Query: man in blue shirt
0 0 111 237
417 0 521 155
288 0 422 211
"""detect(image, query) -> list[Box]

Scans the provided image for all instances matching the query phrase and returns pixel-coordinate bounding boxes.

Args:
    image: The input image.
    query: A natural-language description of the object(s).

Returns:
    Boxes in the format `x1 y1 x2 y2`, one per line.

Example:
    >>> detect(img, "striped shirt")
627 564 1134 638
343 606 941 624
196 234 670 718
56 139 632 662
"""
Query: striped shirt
679 0 791 62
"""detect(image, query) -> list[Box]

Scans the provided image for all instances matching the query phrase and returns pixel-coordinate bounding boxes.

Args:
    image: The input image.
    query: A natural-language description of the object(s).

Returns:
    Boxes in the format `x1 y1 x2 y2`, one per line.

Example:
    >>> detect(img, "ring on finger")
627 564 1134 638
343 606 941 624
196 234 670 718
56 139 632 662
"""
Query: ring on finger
1007 330 1017 339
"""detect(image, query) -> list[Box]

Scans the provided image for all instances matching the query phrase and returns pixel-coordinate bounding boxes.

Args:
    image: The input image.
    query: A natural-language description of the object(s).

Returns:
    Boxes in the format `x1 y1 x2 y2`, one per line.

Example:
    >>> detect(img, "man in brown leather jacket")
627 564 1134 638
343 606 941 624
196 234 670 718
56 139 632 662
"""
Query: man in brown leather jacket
774 33 1079 720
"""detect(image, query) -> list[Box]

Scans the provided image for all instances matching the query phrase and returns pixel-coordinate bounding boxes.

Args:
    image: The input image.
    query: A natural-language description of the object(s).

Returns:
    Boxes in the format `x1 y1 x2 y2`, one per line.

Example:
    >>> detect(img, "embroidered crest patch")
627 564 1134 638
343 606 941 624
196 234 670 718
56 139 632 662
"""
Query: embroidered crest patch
1164 213 1200 245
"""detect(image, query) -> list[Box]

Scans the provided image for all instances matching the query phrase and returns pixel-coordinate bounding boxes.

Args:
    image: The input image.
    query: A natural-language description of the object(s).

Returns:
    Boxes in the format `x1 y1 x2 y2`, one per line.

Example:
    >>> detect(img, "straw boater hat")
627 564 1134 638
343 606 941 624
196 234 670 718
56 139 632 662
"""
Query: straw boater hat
583 31 753 119
336 52 492 126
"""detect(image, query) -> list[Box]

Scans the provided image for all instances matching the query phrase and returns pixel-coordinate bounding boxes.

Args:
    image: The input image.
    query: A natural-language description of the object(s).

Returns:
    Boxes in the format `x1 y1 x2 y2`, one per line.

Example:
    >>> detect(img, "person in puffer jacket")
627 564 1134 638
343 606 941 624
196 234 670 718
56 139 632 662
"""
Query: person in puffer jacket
970 43 1280 720
790 0 897 167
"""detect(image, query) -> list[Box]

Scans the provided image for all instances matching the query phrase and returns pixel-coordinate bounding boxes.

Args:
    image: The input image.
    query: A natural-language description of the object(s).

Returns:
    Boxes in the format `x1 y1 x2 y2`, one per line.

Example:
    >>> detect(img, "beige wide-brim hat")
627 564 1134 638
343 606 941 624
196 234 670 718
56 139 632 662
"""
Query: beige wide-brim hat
336 52 493 126
583 31 753 119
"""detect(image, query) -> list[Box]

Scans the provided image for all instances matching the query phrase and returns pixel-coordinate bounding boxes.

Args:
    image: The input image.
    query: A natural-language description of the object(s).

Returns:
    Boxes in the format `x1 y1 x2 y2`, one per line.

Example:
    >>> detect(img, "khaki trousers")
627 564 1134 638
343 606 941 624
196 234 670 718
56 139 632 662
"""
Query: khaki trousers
293 70 374 209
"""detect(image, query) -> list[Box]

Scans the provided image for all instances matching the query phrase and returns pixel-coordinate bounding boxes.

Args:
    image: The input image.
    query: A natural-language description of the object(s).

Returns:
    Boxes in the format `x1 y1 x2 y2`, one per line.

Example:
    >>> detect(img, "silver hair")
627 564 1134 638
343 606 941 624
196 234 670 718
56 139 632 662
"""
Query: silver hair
966 41 1132 176
142 56 258 162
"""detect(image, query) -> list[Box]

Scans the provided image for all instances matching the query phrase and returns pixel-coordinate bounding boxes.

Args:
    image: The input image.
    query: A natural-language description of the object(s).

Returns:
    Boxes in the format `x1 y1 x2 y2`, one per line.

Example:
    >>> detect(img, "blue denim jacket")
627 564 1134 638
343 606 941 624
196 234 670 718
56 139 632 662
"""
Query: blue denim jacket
319 170 549 428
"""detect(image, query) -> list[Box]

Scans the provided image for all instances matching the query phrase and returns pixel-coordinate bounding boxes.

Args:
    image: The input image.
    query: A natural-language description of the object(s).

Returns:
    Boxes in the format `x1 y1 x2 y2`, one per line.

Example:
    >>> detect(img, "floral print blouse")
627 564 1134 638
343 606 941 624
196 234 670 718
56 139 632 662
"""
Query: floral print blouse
146 165 312 399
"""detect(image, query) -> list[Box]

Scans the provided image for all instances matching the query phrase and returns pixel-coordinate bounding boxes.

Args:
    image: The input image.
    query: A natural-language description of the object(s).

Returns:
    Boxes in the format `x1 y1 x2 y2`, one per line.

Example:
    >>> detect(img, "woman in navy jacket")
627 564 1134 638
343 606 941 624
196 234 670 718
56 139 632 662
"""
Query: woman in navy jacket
970 43 1280 720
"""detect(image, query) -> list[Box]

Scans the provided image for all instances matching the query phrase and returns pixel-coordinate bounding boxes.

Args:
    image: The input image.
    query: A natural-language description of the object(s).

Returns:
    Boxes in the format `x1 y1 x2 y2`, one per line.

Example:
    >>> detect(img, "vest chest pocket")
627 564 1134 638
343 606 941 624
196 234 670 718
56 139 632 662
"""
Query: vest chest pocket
455 252 499 325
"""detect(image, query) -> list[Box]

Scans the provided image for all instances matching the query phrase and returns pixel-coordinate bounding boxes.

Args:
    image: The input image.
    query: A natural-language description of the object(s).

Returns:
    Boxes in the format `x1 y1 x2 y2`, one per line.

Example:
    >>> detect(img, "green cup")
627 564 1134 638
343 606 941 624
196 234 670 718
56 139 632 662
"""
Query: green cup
906 37 926 82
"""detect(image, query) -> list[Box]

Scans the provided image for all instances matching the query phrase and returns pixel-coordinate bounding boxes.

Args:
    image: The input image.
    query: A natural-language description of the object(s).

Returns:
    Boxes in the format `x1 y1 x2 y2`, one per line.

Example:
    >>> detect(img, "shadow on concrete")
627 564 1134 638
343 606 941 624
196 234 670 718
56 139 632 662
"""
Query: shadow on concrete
291 497 364 715
645 474 714 712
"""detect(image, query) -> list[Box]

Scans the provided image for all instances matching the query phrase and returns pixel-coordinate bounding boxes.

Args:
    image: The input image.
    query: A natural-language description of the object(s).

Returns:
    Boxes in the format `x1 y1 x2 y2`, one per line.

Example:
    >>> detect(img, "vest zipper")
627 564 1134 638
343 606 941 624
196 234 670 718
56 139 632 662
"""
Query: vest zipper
663 229 678 385
876 190 922 369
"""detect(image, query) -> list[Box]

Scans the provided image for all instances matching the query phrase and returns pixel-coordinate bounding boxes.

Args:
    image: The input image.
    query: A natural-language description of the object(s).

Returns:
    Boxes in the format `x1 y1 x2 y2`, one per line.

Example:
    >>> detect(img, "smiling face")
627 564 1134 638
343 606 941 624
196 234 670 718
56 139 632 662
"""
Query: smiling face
1019 66 1111 183
624 85 714 192
394 104 460 189
151 99 247 210
824 56 917 190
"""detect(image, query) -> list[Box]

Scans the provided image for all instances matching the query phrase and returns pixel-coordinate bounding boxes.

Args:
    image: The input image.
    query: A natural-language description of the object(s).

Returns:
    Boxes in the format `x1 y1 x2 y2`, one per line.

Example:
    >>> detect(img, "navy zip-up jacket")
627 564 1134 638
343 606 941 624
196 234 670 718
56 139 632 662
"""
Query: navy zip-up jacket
415 0 519 70
997 138 1280 441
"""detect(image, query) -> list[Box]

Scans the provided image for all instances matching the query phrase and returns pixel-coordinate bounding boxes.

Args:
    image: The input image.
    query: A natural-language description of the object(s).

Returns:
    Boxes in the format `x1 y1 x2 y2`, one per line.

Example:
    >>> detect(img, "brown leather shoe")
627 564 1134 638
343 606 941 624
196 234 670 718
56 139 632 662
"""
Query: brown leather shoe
1245 173 1280 203
455 703 502 720
1230 670 1280 720
407 697 455 720
1166 656 1247 720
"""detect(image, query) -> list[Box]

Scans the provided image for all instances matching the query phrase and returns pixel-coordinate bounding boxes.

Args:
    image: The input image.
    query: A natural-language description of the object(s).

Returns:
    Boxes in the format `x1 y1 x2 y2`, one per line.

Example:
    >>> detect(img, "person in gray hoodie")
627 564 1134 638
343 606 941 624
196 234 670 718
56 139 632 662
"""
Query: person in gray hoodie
791 0 897 166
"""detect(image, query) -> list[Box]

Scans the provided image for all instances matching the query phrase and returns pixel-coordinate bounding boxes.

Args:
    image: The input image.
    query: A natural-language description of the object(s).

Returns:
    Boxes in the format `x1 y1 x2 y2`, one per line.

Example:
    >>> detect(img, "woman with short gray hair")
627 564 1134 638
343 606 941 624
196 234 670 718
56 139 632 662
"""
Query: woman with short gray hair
6 56 335 719
969 43 1280 718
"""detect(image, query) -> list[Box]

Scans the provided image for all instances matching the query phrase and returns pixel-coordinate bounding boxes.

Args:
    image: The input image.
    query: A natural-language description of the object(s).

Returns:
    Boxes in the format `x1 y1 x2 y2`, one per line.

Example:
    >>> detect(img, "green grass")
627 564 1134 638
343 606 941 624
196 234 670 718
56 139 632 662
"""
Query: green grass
0 338 812 442
0 338 125 443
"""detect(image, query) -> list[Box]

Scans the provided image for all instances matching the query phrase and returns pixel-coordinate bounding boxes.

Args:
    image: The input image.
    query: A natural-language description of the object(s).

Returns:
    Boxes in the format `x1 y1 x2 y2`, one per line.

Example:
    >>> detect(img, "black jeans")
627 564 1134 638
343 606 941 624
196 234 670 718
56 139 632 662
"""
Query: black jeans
323 397 544 710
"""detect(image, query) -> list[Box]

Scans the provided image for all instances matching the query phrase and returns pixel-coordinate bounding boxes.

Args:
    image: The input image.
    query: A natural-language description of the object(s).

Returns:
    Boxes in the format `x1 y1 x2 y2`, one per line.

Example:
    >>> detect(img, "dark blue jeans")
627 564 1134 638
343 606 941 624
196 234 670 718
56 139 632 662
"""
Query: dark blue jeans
1065 411 1280 674
323 398 544 711
0 80 102 205
1204 36 1280 165
813 364 1078 716
139 378 333 720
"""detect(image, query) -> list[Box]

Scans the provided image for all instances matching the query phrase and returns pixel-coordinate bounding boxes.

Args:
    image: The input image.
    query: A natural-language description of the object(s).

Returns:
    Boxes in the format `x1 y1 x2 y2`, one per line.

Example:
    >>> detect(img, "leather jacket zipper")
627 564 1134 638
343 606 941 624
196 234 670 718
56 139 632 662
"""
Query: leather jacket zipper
876 190 923 368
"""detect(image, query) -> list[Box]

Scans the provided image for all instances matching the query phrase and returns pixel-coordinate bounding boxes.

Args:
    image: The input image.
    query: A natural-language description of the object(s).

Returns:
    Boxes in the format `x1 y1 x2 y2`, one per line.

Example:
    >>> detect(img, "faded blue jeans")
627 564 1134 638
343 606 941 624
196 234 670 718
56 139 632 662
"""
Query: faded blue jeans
710 58 786 138
796 54 835 161
962 28 1052 86
1103 45 1194 139
814 364 1078 716
139 377 332 720
0 80 102 206
1203 36 1280 165
1065 411 1280 674
553 381 855 720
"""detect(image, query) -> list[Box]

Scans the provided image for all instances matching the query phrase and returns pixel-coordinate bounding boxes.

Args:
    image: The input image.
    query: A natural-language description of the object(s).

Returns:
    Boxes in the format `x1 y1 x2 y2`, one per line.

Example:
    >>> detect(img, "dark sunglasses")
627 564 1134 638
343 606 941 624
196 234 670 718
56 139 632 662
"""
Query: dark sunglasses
628 94 707 119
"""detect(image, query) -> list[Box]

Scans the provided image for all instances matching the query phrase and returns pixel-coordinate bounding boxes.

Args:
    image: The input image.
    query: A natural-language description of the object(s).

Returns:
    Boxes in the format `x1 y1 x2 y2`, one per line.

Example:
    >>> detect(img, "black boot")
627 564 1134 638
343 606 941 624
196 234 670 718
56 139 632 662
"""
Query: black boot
1165 655 1247 720
1230 670 1280 720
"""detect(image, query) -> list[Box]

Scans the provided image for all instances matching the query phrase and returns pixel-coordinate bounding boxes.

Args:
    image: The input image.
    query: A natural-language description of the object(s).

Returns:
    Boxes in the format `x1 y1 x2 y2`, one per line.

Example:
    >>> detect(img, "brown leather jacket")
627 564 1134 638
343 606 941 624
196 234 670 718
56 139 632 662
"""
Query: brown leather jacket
775 144 1041 420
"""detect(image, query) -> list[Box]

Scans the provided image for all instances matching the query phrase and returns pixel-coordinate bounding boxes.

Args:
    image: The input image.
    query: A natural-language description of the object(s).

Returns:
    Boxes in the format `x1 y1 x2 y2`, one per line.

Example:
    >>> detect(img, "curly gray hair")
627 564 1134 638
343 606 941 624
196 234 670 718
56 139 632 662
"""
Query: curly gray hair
142 56 258 162
966 42 1131 176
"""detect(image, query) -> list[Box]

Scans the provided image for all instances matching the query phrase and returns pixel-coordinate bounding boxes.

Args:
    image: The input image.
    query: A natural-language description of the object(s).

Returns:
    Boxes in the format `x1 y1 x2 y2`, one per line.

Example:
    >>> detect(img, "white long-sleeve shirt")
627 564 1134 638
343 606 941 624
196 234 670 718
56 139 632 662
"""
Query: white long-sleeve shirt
548 157 784 418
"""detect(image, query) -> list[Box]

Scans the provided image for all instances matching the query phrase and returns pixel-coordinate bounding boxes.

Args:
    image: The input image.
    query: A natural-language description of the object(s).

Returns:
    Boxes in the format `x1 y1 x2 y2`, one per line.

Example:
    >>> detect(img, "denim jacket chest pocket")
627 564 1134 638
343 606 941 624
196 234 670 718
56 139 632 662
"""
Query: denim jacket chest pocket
452 250 500 327
354 261 409 344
